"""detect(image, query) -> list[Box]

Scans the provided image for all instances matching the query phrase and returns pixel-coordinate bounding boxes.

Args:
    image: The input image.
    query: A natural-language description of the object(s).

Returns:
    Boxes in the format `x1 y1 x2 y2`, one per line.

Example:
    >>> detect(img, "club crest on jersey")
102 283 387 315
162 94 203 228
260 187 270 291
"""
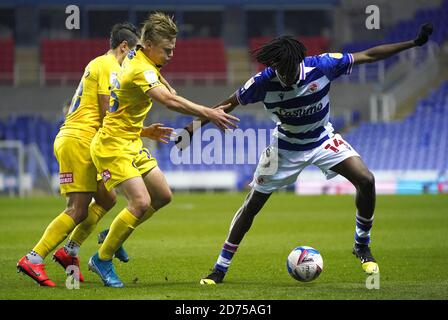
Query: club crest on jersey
101 170 111 182
60 172 73 184
127 49 136 59
308 82 318 94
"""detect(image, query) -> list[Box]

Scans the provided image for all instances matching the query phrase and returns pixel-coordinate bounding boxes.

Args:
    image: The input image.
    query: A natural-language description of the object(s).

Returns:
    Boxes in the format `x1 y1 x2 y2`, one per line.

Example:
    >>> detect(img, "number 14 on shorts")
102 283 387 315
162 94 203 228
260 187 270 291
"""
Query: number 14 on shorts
324 135 352 153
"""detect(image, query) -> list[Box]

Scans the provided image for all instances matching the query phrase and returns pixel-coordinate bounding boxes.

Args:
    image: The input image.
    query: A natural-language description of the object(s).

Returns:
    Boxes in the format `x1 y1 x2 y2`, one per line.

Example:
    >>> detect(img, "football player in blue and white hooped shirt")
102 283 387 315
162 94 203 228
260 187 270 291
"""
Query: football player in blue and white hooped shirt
177 24 433 284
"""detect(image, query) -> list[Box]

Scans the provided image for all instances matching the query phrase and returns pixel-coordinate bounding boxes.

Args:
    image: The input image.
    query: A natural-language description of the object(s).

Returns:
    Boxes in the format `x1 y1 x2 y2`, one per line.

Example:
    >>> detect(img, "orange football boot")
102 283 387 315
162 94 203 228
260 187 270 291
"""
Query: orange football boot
53 247 85 282
17 256 56 287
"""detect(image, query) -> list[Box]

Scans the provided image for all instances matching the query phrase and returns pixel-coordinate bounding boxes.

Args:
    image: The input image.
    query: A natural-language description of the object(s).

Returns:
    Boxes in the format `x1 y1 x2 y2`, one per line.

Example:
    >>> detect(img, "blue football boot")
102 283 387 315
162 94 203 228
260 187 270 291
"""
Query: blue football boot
88 252 124 288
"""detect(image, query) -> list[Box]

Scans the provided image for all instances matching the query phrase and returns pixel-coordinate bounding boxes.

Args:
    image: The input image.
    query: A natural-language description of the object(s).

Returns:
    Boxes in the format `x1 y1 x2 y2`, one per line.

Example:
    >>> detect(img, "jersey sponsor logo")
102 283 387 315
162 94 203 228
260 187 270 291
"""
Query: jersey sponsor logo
101 170 111 182
275 102 324 118
60 172 74 184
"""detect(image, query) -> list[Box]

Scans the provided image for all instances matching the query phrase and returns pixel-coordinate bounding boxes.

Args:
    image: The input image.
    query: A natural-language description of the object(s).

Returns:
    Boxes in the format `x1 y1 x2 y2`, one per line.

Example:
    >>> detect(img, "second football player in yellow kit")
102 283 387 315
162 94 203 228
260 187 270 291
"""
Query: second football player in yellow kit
16 23 142 287
88 12 239 287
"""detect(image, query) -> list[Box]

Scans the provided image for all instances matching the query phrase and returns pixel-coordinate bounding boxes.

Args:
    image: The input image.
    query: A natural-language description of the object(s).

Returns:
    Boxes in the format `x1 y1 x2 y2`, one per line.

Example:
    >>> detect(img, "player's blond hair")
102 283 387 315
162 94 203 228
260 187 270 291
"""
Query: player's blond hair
141 12 178 44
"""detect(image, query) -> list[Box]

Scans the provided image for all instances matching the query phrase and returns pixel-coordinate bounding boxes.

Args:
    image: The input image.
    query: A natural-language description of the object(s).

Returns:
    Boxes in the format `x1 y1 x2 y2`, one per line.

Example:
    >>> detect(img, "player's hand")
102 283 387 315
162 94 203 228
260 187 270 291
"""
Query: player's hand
414 23 433 46
141 123 175 144
206 104 240 131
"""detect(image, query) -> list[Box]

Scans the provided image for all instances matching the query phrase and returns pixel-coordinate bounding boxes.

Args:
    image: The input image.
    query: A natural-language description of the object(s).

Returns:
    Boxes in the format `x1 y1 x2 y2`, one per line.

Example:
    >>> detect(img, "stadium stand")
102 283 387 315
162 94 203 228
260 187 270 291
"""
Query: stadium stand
41 39 109 85
0 37 14 85
41 37 227 85
344 81 448 171
1 80 446 190
162 38 227 84
342 0 448 82
0 79 446 191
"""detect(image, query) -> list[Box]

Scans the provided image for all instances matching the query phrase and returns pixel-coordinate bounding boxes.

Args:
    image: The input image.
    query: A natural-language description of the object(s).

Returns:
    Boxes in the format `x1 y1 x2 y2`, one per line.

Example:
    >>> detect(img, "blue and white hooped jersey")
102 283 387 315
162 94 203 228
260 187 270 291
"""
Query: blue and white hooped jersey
236 52 354 151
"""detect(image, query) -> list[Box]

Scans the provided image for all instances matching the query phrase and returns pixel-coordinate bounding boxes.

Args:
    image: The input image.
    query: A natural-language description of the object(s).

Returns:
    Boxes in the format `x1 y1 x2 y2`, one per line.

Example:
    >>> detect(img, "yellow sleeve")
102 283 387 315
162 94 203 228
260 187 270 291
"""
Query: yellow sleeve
85 59 99 84
133 67 164 93
97 60 111 95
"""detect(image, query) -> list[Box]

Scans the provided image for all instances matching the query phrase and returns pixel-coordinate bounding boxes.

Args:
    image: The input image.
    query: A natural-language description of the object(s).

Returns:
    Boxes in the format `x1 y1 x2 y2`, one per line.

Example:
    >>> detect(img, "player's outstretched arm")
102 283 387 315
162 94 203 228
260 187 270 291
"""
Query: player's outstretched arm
353 23 433 65
185 93 240 135
146 85 239 131
159 75 177 95
174 93 240 150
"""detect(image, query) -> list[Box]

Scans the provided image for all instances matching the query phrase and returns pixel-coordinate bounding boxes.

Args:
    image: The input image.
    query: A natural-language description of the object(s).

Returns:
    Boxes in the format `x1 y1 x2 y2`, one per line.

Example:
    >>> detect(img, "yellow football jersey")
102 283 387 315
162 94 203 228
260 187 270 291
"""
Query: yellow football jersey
59 53 121 140
101 49 165 140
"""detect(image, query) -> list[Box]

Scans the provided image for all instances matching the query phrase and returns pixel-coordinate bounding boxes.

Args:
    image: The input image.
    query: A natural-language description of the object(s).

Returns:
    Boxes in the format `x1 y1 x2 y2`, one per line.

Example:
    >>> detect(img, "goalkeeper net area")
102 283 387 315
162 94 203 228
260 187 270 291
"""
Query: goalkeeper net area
0 140 56 197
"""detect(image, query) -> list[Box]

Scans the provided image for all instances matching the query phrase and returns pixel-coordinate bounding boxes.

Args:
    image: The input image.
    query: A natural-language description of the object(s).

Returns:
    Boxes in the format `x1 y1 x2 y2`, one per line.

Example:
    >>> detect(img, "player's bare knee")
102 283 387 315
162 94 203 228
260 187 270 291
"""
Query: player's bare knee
96 195 117 211
65 205 88 224
160 190 173 208
130 198 151 217
357 171 375 191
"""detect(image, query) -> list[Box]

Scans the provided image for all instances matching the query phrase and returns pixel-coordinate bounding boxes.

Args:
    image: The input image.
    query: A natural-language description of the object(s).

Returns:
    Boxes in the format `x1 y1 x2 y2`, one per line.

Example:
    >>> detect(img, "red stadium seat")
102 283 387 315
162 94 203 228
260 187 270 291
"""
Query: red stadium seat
41 38 109 85
41 37 228 85
0 37 14 85
162 38 227 84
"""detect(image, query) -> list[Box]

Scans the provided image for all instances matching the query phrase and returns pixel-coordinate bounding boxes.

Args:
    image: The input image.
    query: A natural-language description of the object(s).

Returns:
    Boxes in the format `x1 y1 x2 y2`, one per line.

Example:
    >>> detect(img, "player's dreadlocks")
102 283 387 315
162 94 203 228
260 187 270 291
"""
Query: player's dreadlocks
252 35 307 86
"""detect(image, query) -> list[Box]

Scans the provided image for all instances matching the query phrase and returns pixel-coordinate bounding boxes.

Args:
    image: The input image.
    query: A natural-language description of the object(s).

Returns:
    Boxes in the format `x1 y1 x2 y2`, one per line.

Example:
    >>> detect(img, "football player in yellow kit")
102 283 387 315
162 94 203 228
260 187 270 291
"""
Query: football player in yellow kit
87 12 239 287
16 23 174 287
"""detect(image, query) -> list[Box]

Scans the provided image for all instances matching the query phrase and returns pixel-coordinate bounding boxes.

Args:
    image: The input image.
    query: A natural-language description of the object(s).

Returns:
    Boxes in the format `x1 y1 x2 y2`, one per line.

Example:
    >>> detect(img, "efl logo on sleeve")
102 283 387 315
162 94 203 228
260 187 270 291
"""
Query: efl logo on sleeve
60 172 74 184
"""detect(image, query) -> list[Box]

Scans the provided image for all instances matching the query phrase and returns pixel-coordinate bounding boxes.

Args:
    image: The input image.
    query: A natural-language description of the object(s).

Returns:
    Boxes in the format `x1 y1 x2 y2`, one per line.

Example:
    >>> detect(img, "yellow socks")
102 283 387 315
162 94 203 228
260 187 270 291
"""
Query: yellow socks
98 208 139 261
69 202 107 246
32 212 76 258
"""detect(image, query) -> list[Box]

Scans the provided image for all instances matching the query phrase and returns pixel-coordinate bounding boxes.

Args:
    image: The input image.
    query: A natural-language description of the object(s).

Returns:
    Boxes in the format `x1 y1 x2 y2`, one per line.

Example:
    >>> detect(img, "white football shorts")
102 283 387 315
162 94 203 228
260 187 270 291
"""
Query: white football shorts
250 133 360 194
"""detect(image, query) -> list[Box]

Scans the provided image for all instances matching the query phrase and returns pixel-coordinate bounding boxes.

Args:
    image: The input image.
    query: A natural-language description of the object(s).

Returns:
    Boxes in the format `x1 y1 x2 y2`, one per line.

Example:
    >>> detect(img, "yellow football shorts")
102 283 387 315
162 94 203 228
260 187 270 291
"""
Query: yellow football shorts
90 131 158 192
53 135 98 195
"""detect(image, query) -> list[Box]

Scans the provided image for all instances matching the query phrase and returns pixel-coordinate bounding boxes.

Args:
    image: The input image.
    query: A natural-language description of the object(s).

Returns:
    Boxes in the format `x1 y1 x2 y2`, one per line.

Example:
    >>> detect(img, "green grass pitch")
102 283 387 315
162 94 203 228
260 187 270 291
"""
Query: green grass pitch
0 193 447 300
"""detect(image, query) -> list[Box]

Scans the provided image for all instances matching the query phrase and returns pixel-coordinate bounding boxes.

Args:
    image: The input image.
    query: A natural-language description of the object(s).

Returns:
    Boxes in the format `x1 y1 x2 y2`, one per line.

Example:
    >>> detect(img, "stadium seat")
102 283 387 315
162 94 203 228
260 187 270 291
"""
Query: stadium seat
345 81 448 171
162 38 227 84
41 39 109 85
0 37 14 85
342 1 448 82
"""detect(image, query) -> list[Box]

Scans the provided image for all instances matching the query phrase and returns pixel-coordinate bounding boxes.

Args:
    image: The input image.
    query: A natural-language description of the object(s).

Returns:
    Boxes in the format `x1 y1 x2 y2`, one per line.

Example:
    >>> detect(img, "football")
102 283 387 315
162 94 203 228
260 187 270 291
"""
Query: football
286 246 323 282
